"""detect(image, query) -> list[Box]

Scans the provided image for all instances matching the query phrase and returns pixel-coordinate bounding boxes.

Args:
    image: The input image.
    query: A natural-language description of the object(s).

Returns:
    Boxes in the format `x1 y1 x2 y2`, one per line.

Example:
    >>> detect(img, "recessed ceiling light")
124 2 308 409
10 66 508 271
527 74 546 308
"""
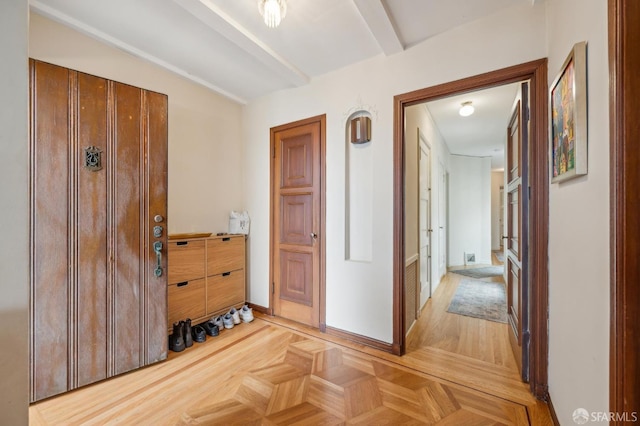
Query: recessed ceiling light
459 101 474 117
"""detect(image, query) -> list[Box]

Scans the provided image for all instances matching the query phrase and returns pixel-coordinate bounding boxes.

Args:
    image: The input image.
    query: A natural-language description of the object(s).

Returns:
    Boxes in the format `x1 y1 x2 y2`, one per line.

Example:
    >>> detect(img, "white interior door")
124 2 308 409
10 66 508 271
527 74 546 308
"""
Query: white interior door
419 137 431 307
438 163 447 278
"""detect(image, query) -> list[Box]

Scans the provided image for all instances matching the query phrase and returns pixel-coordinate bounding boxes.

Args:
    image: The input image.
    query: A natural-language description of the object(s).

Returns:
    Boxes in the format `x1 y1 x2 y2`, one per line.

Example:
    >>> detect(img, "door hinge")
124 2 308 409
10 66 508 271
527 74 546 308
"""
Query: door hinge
272 145 276 158
272 282 275 294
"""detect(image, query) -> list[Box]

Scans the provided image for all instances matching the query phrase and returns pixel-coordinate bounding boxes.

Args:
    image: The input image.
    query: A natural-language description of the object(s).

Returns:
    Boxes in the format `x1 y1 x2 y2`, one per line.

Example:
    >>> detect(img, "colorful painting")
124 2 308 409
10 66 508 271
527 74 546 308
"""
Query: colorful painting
550 41 588 183
551 59 575 178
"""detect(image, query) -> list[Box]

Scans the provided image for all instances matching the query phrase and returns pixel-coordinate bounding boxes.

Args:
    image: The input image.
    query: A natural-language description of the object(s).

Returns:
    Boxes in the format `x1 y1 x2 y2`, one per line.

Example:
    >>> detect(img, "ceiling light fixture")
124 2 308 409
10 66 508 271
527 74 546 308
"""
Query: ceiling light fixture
258 0 287 28
459 101 475 117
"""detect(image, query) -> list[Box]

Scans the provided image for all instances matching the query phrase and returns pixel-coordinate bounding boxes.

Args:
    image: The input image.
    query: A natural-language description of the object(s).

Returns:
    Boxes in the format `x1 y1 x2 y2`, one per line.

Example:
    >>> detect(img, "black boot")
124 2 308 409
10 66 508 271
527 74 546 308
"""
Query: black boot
183 318 193 348
169 321 185 352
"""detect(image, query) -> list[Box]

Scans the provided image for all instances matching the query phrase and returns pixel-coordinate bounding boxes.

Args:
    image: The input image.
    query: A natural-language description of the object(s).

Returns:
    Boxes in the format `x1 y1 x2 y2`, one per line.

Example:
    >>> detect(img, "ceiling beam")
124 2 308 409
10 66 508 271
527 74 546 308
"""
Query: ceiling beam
353 0 403 56
173 0 309 88
30 0 248 104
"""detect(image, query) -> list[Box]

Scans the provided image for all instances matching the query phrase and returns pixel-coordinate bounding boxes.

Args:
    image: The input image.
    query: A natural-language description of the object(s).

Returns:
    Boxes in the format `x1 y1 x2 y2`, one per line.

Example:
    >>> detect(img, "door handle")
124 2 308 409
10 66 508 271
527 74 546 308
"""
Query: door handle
153 241 163 277
502 235 509 239
310 232 318 240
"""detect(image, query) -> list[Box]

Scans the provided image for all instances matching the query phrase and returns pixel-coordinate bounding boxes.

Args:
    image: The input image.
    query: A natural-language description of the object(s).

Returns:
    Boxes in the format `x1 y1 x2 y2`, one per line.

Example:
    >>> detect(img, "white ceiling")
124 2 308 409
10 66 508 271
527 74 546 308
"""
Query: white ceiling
31 0 535 164
425 83 521 170
31 0 534 104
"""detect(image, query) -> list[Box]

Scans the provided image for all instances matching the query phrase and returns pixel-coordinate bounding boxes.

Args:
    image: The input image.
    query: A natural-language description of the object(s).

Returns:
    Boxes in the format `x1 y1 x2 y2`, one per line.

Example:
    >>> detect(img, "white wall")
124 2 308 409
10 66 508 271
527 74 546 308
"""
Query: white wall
546 0 610 422
490 170 504 251
346 113 373 262
405 104 451 301
0 0 29 424
29 13 245 235
242 2 547 343
448 155 492 266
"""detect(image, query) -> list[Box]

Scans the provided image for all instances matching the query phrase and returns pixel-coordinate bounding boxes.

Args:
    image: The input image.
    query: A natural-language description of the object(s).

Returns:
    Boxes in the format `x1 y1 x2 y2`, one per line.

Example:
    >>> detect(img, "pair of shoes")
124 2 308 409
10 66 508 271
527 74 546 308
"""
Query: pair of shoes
169 319 201 351
192 325 207 343
200 319 219 337
229 308 241 325
169 321 185 352
240 305 254 323
212 315 224 332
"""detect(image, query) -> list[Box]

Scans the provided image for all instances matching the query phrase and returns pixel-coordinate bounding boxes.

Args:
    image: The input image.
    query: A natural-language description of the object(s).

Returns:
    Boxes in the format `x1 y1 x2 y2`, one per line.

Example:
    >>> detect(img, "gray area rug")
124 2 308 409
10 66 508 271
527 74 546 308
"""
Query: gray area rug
494 251 504 262
451 266 503 279
447 279 507 323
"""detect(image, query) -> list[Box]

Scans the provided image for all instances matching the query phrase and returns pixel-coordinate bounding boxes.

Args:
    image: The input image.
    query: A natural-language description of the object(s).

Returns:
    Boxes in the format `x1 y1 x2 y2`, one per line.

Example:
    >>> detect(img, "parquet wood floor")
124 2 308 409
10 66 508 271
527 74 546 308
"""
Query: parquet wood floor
30 261 552 424
30 322 540 425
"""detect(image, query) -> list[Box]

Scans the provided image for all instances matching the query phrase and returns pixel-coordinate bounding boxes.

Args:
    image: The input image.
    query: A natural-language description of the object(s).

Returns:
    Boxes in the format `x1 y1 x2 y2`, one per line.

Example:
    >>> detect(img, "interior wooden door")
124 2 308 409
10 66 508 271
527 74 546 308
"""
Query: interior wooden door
271 116 325 328
29 59 167 402
506 82 530 381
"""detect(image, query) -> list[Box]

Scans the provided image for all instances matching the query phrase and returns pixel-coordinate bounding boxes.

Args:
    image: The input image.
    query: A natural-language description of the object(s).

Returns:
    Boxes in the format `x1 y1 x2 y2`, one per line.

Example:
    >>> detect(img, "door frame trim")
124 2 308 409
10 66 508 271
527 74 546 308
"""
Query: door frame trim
268 114 327 331
392 59 549 399
609 0 640 419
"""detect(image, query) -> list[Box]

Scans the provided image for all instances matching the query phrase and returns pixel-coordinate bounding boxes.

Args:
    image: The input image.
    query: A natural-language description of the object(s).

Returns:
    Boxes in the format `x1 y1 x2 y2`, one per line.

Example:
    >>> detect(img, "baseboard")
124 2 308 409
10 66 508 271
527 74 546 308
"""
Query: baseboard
547 391 560 426
247 302 270 315
325 326 395 354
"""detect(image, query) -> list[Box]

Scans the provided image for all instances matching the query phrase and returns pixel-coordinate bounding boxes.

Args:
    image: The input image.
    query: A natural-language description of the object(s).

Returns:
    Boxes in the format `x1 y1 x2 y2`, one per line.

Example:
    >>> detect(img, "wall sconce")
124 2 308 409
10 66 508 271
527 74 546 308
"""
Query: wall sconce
350 116 371 144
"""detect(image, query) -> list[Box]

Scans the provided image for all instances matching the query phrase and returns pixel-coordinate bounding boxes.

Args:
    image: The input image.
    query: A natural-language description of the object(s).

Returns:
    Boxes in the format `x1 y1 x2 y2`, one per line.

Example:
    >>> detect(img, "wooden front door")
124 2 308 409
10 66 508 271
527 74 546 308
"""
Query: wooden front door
271 115 325 328
506 82 530 381
29 60 168 402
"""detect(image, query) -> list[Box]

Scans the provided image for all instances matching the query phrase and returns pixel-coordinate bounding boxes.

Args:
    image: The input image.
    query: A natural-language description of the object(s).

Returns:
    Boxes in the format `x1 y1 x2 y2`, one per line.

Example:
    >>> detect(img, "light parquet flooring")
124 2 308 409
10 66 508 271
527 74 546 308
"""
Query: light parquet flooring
30 315 551 424
30 255 552 425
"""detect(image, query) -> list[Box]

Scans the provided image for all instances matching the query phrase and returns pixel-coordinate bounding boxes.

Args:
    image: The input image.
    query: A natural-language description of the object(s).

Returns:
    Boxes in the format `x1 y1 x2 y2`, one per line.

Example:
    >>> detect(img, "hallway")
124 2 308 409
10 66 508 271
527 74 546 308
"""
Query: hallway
406 256 513 368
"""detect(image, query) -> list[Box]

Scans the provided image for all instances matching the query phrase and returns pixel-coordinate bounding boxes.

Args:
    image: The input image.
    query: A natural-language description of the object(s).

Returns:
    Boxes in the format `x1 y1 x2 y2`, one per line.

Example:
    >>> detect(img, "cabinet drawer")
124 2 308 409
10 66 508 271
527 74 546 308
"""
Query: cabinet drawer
168 278 206 326
206 270 245 314
207 237 244 276
168 240 205 284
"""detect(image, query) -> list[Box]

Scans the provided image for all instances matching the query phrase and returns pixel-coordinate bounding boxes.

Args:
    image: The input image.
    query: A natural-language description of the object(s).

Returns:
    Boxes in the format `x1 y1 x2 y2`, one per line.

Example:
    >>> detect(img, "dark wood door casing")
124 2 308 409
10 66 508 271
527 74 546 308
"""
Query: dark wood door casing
393 59 549 399
29 59 168 402
609 0 640 420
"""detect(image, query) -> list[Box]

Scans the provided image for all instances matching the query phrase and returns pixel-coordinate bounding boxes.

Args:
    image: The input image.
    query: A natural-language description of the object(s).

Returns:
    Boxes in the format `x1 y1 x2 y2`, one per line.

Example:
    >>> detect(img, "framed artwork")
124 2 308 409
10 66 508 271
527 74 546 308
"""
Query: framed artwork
550 41 588 183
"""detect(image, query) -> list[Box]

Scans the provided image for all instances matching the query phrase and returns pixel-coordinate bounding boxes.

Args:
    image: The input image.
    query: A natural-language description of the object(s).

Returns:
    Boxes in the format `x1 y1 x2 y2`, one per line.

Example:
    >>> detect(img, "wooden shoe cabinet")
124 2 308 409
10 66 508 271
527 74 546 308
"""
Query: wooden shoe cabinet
167 234 246 329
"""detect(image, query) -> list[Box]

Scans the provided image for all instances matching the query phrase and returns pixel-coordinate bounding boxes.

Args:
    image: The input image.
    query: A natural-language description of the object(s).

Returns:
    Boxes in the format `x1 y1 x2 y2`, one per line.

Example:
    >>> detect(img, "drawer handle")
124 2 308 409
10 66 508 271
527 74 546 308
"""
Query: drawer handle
222 237 231 242
222 272 231 277
177 281 189 287
177 241 188 246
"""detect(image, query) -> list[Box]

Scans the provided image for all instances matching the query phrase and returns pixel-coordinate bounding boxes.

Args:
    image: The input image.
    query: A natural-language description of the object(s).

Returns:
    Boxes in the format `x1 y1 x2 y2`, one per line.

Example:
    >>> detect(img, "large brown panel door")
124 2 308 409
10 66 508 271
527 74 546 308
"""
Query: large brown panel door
506 82 530 381
271 116 325 328
29 60 168 402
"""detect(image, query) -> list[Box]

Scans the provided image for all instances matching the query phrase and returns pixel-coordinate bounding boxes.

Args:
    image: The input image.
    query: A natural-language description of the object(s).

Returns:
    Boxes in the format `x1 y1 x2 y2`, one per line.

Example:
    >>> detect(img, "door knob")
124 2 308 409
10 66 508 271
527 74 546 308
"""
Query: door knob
310 232 318 239
153 241 163 277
